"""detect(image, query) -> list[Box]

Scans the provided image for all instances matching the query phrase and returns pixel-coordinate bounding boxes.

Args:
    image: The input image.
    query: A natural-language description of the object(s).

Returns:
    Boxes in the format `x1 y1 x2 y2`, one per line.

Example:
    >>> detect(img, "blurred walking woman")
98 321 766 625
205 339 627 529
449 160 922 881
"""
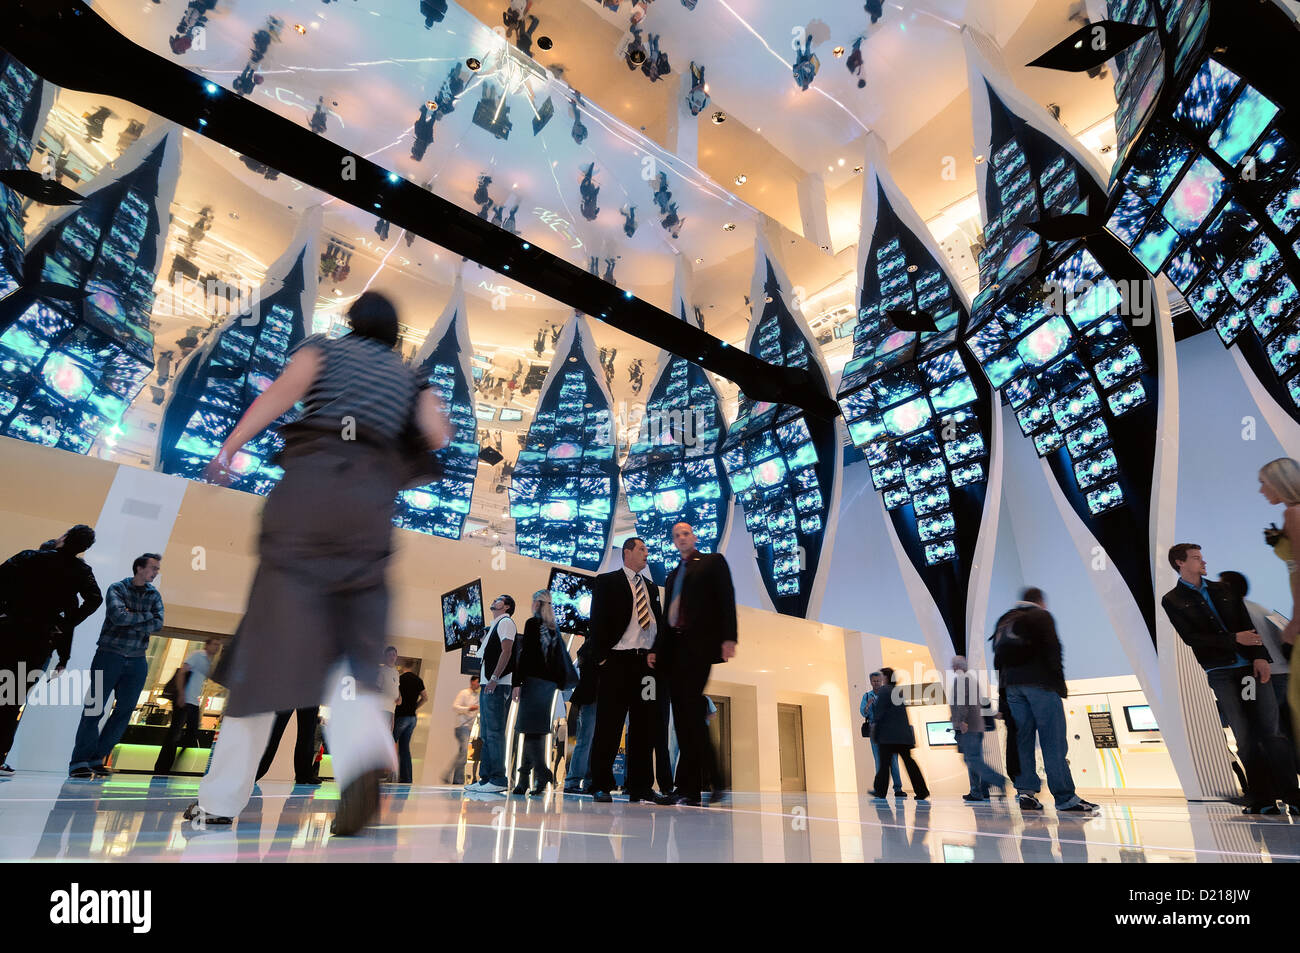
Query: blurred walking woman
1259 457 1300 741
870 668 930 802
185 292 450 834
512 589 569 796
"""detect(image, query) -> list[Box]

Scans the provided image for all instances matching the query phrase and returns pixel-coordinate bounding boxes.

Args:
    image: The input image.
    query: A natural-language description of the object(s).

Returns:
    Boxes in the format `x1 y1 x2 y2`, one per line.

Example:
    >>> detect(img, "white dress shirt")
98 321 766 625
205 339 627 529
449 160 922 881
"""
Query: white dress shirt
613 566 657 651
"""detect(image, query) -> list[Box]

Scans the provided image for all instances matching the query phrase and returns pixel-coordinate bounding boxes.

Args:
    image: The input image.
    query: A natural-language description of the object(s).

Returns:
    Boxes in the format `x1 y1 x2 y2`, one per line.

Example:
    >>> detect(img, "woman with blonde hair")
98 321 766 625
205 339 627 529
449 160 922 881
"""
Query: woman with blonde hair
510 589 569 795
1258 457 1300 741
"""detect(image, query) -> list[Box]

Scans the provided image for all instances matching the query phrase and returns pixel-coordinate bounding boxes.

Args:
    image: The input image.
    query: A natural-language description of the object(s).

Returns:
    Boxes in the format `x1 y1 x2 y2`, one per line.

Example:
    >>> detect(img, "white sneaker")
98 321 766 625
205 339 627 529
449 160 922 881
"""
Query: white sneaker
477 781 508 793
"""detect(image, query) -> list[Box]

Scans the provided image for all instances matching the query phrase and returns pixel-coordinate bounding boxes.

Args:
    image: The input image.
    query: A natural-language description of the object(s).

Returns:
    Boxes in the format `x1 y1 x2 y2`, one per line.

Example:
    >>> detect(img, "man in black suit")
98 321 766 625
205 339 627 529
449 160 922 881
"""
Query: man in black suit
1162 542 1300 814
652 522 737 806
588 537 672 804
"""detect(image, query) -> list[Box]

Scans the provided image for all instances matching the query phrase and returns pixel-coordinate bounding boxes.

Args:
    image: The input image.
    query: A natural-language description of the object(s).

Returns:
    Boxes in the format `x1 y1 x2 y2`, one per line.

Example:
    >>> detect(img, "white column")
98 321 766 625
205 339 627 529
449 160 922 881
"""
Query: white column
10 465 189 772
796 173 834 253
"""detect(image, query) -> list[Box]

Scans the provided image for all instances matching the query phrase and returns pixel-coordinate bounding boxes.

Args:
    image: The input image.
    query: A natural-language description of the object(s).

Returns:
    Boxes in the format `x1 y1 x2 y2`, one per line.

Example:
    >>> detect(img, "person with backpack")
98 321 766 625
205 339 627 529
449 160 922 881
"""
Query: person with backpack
992 587 1098 815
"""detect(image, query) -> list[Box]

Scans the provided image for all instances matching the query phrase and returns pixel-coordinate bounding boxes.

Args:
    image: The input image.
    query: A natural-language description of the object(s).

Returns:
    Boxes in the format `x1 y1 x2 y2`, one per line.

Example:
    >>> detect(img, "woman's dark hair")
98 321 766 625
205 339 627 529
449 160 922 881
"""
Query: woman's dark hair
347 291 400 348
879 666 895 684
1218 570 1249 600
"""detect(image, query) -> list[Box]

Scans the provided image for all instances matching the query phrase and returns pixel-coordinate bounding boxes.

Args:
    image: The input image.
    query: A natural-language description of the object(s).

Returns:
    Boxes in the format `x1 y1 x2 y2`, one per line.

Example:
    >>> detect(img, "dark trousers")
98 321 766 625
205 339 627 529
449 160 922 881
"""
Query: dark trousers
517 733 553 789
653 688 674 793
0 634 51 762
153 703 200 774
874 744 929 799
670 658 713 798
255 706 320 782
1207 666 1298 805
591 650 661 794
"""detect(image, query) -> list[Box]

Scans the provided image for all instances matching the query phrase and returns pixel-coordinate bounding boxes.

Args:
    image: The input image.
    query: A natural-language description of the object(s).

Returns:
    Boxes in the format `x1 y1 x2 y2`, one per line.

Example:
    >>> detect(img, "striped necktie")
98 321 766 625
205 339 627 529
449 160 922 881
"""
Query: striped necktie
632 573 652 629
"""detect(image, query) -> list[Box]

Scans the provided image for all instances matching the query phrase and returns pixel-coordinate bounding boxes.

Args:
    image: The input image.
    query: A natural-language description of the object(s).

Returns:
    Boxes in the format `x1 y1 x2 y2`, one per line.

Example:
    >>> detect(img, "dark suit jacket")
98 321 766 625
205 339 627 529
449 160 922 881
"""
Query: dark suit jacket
652 551 738 669
587 568 663 665
1161 578 1270 672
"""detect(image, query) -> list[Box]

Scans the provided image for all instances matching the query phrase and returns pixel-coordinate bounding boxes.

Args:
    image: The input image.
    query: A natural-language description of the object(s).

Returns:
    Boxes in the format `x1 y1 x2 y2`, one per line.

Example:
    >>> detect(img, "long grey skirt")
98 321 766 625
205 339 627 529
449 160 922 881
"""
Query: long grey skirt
212 442 403 717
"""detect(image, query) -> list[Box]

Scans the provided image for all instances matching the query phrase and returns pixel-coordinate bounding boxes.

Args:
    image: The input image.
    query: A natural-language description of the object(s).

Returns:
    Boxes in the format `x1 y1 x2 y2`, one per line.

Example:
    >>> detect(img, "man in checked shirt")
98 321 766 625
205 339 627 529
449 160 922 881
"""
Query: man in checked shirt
68 553 165 779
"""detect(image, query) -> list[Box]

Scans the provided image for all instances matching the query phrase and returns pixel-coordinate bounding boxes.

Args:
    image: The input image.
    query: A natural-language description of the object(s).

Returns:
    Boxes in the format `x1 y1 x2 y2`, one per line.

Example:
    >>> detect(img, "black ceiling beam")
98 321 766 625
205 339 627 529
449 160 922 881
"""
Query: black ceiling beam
2 0 841 419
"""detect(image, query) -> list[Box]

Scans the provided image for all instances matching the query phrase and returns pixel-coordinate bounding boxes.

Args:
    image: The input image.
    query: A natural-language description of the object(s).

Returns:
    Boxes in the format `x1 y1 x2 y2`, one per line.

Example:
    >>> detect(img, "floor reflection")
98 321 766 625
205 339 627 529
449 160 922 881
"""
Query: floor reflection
1 774 1298 863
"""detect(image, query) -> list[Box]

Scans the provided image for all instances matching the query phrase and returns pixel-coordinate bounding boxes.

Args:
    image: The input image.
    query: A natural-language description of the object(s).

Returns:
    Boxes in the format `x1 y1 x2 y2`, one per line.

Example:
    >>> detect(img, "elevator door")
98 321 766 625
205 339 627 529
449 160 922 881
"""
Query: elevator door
777 703 806 792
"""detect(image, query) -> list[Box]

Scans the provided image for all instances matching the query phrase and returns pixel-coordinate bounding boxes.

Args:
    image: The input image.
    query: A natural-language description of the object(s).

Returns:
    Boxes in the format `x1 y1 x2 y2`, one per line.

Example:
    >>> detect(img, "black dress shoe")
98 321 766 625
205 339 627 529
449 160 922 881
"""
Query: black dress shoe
511 783 529 795
674 793 704 806
652 792 679 805
625 790 655 803
591 791 613 803
708 789 729 806
331 768 385 836
182 801 232 825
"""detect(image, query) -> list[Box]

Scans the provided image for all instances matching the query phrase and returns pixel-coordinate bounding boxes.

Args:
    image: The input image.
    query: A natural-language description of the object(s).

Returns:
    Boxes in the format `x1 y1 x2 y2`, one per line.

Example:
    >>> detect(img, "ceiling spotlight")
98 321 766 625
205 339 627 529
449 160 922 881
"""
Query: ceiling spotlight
467 57 482 71
228 211 239 220
293 23 307 34
695 257 704 264
974 154 986 164
425 100 437 110
734 173 747 185
332 288 342 296
629 48 646 65
852 165 863 174
537 35 553 51
837 158 845 167
721 222 736 231
711 110 726 124
907 264 918 273
832 45 845 58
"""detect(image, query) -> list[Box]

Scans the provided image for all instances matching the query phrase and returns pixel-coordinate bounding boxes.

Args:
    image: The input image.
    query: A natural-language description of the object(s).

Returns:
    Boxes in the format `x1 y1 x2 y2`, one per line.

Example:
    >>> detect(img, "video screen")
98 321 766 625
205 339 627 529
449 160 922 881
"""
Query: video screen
926 721 956 746
441 578 485 652
549 566 595 636
1123 704 1159 732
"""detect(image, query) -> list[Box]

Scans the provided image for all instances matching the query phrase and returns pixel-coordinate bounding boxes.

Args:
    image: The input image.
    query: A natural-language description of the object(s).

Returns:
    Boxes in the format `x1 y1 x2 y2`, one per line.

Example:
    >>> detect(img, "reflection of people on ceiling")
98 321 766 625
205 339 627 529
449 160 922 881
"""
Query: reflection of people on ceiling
624 25 648 72
579 164 600 222
310 97 329 135
628 358 644 396
660 203 684 239
642 33 670 82
793 35 820 91
846 37 865 89
420 0 448 28
550 325 562 347
169 0 216 55
865 0 884 24
474 174 495 219
374 218 390 241
411 103 435 161
569 95 588 145
491 204 505 228
686 62 709 116
620 205 637 238
503 205 519 235
82 107 112 143
603 257 617 286
534 328 547 357
652 172 672 214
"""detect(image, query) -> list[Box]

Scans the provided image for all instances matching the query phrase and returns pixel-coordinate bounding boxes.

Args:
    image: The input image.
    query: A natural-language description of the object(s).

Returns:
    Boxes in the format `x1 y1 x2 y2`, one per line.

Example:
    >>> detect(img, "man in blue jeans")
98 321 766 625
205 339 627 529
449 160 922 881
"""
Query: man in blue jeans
392 661 427 784
862 671 904 797
992 587 1098 815
69 553 164 779
467 594 516 794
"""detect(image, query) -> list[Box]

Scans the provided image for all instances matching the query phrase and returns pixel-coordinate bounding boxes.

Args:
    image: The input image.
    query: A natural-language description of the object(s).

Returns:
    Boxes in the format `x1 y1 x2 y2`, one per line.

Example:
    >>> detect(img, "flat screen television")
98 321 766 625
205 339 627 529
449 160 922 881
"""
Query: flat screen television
440 578 485 652
925 721 956 747
549 566 595 637
1123 703 1159 732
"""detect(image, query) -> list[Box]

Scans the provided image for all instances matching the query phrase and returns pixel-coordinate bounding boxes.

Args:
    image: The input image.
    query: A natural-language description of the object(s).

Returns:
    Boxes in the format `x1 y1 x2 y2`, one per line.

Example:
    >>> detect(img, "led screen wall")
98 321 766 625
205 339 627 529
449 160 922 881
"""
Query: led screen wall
962 28 1163 638
720 235 837 619
510 314 619 571
1104 0 1300 428
0 126 178 456
0 52 50 298
156 215 317 494
836 147 993 653
395 275 480 540
622 263 730 585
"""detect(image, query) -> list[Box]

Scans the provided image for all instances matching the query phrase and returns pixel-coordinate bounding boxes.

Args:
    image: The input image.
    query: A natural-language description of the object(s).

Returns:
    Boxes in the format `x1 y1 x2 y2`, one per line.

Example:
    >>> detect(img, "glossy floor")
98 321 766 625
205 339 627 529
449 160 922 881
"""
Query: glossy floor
1 773 1299 862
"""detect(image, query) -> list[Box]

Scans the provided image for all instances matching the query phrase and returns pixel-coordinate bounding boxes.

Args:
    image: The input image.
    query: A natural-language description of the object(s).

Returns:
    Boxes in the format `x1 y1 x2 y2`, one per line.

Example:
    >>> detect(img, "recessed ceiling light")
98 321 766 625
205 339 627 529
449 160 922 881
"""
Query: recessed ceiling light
711 111 726 124
852 165 863 173
293 23 307 34
907 264 917 273
537 36 553 51
832 45 845 57
467 57 482 71
837 158 845 166
721 222 736 231
734 173 747 185
974 154 986 164
332 288 342 295
629 48 647 65
695 257 703 264
228 211 239 220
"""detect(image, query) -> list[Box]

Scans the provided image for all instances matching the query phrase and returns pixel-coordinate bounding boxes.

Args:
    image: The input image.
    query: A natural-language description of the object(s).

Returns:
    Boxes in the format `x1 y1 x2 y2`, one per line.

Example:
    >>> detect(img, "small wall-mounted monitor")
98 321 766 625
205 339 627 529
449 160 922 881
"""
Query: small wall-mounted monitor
548 566 595 637
942 844 975 863
475 403 496 421
499 407 524 422
441 578 485 652
1123 704 1159 732
925 721 957 747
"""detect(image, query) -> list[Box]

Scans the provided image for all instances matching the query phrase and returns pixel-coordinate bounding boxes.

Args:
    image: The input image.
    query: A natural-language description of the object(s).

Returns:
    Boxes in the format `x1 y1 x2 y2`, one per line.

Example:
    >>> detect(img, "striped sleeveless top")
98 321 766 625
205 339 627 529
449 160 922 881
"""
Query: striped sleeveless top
291 333 423 448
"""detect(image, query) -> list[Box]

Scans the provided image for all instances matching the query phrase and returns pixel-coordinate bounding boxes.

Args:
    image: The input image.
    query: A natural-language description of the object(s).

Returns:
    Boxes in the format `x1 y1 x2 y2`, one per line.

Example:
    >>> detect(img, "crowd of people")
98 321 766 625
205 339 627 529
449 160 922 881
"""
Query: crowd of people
457 522 735 808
